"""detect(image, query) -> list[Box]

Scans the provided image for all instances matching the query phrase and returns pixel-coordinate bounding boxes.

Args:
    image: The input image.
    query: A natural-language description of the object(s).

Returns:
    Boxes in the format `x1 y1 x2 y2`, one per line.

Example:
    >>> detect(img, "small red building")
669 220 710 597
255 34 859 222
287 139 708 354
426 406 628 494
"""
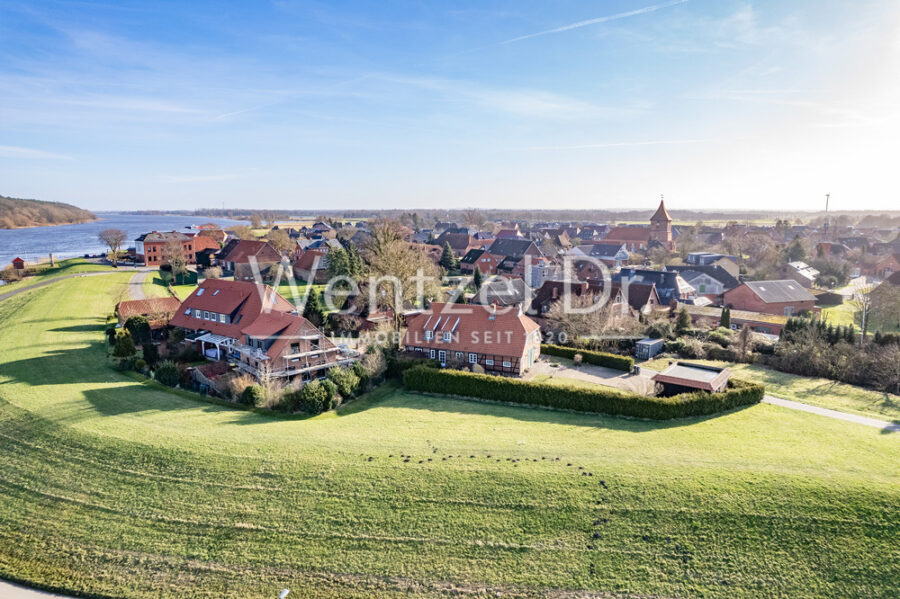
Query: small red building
11 257 26 271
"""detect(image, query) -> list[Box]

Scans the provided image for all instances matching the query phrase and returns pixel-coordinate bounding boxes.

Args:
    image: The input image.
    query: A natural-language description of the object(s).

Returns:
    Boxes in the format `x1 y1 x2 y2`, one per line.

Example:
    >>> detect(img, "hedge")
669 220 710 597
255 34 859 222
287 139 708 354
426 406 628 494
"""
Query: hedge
402 366 763 420
541 344 634 371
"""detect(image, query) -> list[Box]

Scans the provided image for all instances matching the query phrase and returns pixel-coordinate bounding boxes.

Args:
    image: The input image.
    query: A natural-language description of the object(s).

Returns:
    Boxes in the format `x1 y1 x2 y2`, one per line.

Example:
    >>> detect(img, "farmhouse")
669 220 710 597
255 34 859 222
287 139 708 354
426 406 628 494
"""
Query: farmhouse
170 279 355 382
724 280 818 316
403 302 541 376
218 239 282 281
134 231 218 266
778 261 820 288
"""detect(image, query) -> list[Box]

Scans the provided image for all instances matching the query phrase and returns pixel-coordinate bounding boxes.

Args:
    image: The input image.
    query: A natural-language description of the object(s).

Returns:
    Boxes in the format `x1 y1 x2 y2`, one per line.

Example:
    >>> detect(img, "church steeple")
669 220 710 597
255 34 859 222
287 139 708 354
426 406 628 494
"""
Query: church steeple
650 194 672 224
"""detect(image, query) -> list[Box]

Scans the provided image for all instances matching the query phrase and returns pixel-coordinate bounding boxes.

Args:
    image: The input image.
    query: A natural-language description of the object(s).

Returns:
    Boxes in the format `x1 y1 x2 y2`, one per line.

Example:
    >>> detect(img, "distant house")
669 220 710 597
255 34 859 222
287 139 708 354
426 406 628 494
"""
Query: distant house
293 249 330 283
778 261 820 288
135 231 199 266
218 239 283 281
470 278 530 310
434 232 480 257
486 238 542 261
402 302 541 376
170 279 355 383
665 264 740 301
569 243 629 268
685 252 739 266
723 280 818 316
11 257 25 271
603 226 652 252
115 296 182 330
870 253 900 278
677 303 788 335
615 268 695 305
529 280 660 318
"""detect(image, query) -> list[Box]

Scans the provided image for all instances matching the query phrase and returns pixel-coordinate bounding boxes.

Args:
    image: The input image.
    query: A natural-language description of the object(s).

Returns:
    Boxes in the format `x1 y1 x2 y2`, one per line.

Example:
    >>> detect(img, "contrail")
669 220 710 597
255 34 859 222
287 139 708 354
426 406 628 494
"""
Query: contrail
500 0 688 44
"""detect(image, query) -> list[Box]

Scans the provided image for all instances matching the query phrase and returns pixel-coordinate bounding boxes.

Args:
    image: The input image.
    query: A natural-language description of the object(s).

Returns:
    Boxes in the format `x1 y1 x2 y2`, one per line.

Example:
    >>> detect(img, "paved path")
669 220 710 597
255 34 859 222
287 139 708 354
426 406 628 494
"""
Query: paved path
763 395 900 431
0 580 76 599
0 267 154 303
527 359 657 395
128 269 151 300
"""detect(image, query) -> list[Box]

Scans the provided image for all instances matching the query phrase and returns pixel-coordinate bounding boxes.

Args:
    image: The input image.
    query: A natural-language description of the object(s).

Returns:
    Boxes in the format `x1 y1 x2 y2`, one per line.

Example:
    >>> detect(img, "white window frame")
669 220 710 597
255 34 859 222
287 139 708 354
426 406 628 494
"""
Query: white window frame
502 361 512 368
485 359 494 366
455 351 464 359
438 350 446 364
442 332 451 342
429 349 436 359
203 310 210 320
468 353 477 364
424 330 433 340
219 314 227 323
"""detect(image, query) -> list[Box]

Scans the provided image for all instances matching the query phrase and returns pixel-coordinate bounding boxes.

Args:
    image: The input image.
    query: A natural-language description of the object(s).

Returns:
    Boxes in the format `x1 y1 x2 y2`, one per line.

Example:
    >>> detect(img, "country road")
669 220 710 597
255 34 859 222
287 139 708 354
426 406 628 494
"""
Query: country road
763 395 900 431
0 580 77 599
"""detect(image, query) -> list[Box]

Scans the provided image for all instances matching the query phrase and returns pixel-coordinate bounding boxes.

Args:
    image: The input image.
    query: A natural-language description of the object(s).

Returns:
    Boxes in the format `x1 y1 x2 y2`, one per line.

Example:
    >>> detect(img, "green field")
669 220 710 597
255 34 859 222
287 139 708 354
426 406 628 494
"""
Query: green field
643 358 900 422
142 273 198 300
0 258 114 294
0 276 899 598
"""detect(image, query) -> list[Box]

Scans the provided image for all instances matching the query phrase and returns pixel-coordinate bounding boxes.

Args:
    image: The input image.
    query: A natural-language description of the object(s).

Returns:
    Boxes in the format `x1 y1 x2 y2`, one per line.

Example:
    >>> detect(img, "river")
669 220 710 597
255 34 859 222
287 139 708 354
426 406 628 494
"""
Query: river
0 213 247 267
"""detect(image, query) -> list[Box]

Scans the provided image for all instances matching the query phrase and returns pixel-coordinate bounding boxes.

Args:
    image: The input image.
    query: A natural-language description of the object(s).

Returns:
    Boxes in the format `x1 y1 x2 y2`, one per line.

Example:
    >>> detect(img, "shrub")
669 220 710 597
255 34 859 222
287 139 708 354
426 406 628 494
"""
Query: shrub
327 365 360 398
142 342 160 367
176 346 203 363
296 380 328 414
322 379 337 410
706 346 738 362
154 360 180 387
240 385 265 406
646 319 675 340
227 374 255 401
112 329 136 358
573 353 583 366
402 366 763 420
204 266 223 279
386 354 440 379
541 344 633 371
707 330 732 348
134 358 147 371
124 316 151 346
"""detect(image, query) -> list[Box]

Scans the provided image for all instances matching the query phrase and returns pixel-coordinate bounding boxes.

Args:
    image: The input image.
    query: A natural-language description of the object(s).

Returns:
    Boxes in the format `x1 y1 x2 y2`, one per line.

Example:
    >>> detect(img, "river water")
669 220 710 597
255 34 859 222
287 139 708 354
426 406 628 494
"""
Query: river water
0 213 247 267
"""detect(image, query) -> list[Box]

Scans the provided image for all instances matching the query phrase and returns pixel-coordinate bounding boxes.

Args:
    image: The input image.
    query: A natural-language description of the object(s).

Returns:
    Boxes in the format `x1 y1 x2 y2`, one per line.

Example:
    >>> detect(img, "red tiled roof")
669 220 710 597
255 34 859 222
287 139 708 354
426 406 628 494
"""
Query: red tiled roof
650 199 672 223
605 227 651 243
403 302 540 359
115 296 182 328
191 235 221 252
220 240 282 264
169 279 294 338
294 249 327 271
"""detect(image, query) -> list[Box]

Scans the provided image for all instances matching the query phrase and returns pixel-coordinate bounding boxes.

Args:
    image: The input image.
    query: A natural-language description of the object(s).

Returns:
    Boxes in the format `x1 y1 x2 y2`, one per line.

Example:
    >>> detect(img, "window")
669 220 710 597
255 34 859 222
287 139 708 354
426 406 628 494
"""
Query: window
203 311 209 320
455 351 463 359
438 350 446 364
219 314 226 323
468 353 477 363
502 361 512 368
430 349 436 359
485 359 494 366
699 284 706 293
784 306 794 316
184 307 191 315
425 330 433 340
442 332 451 342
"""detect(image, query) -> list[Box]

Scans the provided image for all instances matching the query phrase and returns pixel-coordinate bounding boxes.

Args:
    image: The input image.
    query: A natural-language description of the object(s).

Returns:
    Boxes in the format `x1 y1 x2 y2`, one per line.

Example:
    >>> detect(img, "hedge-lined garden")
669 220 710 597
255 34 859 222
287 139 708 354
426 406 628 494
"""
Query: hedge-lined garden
403 365 763 420
541 344 634 371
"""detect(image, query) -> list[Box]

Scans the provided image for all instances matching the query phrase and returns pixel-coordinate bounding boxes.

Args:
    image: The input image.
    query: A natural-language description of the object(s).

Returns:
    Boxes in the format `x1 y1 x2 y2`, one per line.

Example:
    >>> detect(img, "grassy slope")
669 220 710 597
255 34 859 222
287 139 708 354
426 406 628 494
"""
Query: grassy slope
643 358 900 422
142 274 197 300
0 258 113 294
0 277 898 598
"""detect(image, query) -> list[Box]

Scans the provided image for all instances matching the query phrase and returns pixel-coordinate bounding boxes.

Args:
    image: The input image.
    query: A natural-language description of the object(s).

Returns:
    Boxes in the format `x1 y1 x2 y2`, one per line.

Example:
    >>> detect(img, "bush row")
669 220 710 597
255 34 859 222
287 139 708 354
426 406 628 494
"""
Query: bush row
541 344 634 371
402 366 763 420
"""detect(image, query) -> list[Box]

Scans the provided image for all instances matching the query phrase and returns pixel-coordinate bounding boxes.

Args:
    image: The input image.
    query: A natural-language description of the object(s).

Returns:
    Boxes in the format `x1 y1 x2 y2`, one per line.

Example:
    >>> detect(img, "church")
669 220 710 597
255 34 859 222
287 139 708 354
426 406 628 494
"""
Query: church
604 198 676 252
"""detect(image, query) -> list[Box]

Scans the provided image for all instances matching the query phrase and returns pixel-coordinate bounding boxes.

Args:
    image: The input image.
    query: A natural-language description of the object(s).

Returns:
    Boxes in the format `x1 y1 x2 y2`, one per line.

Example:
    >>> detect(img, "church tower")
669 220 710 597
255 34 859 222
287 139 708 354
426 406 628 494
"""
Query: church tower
649 196 674 250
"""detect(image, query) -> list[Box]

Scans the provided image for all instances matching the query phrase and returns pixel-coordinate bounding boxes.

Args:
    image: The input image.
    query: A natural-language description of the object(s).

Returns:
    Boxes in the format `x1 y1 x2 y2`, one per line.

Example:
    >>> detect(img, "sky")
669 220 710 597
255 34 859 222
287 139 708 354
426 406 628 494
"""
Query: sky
1 0 899 212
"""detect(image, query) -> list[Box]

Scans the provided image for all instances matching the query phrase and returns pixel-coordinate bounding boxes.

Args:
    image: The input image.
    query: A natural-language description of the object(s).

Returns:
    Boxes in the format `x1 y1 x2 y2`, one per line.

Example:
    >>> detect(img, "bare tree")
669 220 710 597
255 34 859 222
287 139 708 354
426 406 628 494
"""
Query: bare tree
850 285 874 344
266 229 294 255
98 228 127 266
166 241 189 284
365 220 441 332
870 283 900 332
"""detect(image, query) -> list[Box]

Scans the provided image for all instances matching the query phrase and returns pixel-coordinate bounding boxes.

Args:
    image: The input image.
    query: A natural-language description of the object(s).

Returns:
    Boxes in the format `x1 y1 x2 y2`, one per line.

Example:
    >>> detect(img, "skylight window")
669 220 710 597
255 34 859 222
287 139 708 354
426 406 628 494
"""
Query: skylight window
197 288 205 296
213 290 220 296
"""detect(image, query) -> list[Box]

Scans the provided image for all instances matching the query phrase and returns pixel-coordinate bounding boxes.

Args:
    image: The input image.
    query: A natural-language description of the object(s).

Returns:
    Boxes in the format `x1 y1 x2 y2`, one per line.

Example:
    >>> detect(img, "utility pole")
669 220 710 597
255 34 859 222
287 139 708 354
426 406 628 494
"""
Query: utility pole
823 193 830 241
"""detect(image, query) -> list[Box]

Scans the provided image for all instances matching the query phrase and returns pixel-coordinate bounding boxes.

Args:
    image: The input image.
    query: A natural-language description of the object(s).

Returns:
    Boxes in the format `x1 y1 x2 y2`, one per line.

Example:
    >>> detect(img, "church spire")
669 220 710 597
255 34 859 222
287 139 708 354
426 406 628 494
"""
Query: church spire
650 195 672 223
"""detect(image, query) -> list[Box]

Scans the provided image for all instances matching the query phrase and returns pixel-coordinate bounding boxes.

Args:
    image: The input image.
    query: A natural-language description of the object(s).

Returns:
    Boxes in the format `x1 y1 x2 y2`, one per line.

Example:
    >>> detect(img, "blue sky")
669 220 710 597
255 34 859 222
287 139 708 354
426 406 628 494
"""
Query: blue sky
1 0 899 212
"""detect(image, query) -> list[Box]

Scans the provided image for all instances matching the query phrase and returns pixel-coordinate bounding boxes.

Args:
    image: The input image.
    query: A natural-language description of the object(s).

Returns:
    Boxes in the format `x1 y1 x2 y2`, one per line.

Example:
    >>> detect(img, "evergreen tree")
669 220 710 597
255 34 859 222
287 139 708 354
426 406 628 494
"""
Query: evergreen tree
426 231 436 245
719 307 731 329
303 289 326 328
675 307 692 334
347 244 364 278
440 242 457 270
473 267 483 289
113 329 136 358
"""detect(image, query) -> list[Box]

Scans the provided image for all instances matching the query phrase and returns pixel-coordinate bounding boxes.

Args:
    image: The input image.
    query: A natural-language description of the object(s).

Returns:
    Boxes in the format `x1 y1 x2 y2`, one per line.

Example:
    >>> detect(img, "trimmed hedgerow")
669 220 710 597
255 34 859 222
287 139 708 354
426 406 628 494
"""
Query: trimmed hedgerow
541 344 634 371
402 366 762 420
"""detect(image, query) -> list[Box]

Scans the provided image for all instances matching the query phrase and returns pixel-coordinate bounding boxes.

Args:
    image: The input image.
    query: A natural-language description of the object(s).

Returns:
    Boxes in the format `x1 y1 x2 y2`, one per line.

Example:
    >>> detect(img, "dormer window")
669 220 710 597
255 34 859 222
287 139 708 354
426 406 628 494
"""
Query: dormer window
442 332 451 342
424 330 433 341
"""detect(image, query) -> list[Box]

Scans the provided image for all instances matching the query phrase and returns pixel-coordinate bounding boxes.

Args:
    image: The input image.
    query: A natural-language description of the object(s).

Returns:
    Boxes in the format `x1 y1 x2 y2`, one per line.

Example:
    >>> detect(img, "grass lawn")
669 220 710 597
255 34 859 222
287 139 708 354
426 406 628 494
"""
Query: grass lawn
822 302 857 327
142 274 198 300
0 258 114 294
643 358 900 422
0 276 898 598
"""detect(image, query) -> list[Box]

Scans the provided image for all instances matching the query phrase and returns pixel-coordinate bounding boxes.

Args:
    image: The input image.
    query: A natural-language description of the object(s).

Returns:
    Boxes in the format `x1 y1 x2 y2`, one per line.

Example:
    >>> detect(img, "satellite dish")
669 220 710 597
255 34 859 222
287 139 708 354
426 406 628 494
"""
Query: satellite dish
279 590 290 599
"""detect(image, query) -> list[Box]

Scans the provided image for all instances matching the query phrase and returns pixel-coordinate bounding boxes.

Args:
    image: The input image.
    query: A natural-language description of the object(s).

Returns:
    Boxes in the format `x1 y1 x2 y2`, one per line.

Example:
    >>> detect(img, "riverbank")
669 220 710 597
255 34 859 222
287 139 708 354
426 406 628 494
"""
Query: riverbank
0 217 97 230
